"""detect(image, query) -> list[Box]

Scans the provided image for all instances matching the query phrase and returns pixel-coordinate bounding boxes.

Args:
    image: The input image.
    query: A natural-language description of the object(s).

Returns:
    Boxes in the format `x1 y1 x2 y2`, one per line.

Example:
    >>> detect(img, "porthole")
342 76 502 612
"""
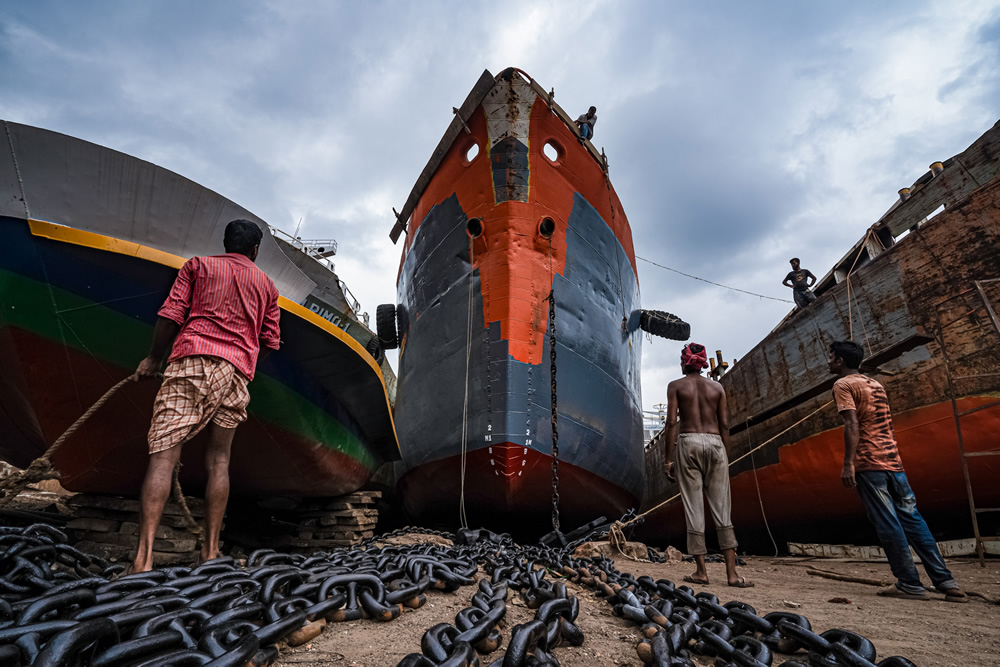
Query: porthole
466 142 480 163
543 142 559 162
467 217 483 238
539 217 555 239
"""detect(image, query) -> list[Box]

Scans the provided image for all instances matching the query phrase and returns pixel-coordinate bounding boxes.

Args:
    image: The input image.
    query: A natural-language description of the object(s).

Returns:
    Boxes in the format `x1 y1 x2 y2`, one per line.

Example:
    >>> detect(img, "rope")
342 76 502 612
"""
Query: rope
458 235 476 529
749 444 779 558
636 256 794 304
0 373 204 538
547 237 561 534
607 399 835 545
0 376 136 509
172 462 203 537
607 521 652 563
548 288 560 533
845 229 872 342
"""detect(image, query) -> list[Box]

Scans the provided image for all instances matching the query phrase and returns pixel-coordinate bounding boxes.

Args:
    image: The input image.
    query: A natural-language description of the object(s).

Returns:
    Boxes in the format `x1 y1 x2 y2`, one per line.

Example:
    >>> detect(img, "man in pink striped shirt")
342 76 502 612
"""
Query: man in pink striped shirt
131 219 281 573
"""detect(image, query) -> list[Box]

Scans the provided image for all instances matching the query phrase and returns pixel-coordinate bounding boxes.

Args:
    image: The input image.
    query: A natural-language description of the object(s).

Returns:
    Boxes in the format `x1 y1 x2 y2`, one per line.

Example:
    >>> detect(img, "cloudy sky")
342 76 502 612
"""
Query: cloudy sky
3 0 1000 414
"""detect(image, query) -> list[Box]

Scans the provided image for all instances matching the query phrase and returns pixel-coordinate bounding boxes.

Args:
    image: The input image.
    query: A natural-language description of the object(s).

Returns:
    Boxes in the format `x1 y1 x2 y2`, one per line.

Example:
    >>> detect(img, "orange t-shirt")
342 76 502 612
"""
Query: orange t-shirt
832 374 904 472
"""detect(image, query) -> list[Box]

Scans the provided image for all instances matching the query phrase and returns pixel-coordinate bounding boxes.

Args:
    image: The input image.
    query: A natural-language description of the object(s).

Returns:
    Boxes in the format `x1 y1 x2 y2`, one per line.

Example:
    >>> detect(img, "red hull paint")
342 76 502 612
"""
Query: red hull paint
5 328 370 496
638 397 1000 543
397 443 638 532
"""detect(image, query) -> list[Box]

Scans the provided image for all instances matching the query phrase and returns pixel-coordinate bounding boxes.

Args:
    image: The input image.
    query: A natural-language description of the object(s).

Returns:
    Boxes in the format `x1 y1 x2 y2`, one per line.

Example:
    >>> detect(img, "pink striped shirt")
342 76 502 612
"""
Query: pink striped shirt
158 254 281 380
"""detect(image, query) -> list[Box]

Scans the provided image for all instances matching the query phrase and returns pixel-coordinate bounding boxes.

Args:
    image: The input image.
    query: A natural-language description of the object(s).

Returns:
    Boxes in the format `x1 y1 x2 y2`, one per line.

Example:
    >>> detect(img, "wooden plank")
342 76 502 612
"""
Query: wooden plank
876 120 1000 238
390 70 496 243
69 494 204 517
65 517 119 533
325 508 379 518
320 516 377 528
74 530 198 553
118 521 211 540
72 506 201 529
788 537 1000 559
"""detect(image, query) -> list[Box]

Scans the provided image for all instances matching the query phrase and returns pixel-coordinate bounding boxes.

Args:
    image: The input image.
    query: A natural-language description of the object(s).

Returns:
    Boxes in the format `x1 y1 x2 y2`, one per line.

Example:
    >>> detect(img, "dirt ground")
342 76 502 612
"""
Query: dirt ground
276 548 1000 667
6 486 997 665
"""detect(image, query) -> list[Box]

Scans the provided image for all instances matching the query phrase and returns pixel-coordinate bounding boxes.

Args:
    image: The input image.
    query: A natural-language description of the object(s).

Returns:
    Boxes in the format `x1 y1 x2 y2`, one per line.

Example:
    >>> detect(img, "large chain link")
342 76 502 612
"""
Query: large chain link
549 289 560 534
0 521 920 666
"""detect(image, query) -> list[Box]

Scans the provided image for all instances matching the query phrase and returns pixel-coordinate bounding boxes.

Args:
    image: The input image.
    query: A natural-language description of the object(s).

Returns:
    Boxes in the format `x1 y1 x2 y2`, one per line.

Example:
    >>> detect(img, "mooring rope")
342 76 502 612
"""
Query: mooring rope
0 373 203 537
458 236 476 530
0 376 136 509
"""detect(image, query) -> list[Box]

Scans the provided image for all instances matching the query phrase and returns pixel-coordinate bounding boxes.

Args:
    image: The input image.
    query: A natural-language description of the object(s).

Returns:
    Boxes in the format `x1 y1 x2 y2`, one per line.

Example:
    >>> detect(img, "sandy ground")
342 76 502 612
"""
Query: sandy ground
276 551 1000 667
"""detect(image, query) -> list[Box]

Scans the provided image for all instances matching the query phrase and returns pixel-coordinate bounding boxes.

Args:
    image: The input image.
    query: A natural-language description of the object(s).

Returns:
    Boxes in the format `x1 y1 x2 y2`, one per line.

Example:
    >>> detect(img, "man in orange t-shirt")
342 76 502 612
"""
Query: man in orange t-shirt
829 340 965 602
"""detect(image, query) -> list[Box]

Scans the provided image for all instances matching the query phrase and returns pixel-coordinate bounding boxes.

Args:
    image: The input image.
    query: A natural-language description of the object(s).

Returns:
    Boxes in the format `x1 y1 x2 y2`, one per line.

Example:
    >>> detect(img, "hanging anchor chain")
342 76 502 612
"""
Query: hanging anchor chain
549 289 560 533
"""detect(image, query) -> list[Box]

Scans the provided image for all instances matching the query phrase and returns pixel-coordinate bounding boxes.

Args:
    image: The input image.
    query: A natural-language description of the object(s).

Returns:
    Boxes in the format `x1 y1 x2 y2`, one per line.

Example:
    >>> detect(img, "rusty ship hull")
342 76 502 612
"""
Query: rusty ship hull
388 69 646 532
640 120 1000 547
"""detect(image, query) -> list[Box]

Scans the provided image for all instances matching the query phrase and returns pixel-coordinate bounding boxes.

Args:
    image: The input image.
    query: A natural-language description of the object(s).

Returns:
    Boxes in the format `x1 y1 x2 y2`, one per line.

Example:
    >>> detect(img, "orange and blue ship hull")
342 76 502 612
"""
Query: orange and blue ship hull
391 69 645 532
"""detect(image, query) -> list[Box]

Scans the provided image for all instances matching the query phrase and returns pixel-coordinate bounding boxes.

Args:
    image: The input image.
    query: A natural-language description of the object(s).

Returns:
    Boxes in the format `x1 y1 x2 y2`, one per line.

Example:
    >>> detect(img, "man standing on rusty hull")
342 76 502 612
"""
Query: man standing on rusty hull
660 343 752 588
130 219 281 574
783 257 816 309
829 340 967 602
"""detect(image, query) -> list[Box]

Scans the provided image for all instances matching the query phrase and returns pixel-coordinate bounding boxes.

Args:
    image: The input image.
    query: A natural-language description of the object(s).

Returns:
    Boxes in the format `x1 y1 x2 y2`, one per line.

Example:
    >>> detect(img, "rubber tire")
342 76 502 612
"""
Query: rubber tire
376 304 398 350
639 310 690 341
366 337 385 365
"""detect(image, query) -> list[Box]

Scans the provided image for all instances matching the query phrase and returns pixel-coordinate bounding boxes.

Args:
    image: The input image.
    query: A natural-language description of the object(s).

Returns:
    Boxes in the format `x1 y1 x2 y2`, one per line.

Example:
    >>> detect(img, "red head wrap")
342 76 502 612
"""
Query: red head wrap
681 343 709 370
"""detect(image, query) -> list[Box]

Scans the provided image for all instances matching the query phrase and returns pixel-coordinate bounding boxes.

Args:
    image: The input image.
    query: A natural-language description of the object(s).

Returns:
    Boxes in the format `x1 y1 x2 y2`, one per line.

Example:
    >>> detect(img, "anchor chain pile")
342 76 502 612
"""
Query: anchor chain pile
0 523 917 666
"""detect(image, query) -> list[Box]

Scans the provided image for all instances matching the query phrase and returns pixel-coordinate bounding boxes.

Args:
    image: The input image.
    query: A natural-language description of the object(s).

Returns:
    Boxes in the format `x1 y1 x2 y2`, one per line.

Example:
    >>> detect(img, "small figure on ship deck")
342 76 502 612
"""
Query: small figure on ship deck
130 219 281 573
575 106 597 143
659 343 752 588
828 340 967 602
783 257 816 309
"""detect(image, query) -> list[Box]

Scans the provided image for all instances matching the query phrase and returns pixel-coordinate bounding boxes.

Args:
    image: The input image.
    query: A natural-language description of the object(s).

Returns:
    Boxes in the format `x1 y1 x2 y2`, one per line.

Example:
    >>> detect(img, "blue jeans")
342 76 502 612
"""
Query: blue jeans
855 470 956 593
580 124 592 141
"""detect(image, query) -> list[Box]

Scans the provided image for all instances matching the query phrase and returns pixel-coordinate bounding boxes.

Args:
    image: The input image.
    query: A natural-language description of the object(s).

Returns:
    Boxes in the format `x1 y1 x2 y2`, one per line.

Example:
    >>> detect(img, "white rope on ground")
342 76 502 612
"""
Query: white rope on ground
458 236 476 529
636 256 794 304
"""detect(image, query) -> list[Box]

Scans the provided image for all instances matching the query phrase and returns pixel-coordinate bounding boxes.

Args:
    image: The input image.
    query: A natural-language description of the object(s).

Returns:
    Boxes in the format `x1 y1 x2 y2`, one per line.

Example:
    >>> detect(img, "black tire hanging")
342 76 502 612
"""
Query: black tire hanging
376 304 398 350
366 336 385 365
639 310 691 341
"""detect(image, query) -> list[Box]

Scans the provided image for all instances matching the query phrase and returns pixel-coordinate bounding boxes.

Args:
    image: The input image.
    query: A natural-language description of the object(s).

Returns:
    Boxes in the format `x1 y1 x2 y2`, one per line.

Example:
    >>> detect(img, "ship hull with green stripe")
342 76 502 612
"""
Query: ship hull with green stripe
0 121 399 496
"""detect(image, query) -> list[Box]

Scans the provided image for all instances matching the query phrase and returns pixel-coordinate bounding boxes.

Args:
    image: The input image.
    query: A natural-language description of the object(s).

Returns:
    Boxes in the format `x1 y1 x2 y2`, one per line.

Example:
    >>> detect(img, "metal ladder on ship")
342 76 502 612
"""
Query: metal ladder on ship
935 279 1000 566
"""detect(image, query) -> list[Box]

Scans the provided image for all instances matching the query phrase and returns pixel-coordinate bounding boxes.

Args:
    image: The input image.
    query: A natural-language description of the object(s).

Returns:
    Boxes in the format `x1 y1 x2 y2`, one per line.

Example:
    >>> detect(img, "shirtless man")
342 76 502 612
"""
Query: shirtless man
660 343 751 587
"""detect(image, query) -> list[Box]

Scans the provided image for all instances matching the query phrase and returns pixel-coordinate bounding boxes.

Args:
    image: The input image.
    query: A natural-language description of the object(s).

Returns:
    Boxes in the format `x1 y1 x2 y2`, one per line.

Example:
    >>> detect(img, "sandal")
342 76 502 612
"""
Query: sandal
728 576 755 588
877 585 929 600
940 587 969 603
682 574 710 586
